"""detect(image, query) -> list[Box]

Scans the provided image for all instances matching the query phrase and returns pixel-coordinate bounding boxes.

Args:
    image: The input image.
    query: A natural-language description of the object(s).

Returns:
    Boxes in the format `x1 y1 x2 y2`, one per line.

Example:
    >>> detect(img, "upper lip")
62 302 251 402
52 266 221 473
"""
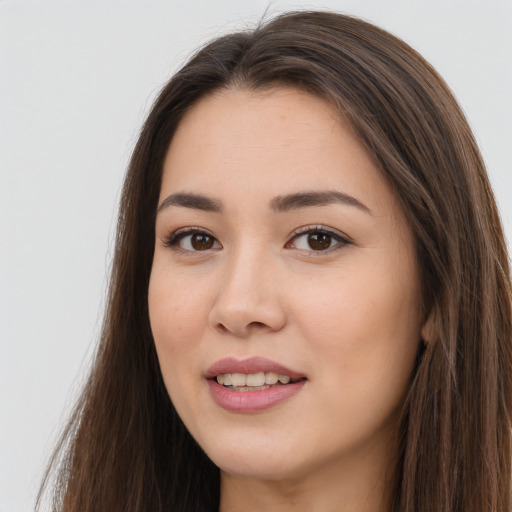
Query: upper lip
205 357 306 380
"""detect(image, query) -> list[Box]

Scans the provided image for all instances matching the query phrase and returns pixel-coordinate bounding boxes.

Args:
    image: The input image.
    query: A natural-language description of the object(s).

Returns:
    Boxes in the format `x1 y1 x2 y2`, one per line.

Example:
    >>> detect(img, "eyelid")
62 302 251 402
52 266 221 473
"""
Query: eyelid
164 226 222 251
285 225 351 252
163 224 350 254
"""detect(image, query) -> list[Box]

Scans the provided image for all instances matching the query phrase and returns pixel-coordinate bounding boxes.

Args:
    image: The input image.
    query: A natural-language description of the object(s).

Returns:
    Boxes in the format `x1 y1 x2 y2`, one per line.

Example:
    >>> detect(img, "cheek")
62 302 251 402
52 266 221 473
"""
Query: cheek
291 270 420 448
148 269 210 379
290 257 421 393
147 267 217 428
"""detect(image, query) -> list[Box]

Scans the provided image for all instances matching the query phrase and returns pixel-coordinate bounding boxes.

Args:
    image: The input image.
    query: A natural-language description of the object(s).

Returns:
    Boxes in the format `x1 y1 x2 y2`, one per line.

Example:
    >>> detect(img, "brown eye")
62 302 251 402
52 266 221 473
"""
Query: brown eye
307 233 332 250
167 229 221 252
288 226 349 253
190 233 215 250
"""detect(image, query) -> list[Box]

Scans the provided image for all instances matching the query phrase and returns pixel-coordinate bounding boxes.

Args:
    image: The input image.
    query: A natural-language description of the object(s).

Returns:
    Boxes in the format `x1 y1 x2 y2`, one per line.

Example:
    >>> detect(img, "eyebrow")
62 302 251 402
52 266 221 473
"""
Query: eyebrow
157 192 223 213
270 190 371 214
157 190 371 215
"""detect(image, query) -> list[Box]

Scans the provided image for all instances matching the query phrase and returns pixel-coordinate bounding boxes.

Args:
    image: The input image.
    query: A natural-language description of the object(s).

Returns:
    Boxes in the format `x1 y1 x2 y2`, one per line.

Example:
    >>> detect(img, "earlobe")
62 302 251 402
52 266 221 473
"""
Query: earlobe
420 311 436 345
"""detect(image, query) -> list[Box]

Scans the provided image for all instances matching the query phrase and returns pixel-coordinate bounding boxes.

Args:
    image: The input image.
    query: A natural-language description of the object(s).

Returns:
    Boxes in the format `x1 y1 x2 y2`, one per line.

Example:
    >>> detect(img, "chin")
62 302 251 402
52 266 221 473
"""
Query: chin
215 454 306 482
198 430 314 481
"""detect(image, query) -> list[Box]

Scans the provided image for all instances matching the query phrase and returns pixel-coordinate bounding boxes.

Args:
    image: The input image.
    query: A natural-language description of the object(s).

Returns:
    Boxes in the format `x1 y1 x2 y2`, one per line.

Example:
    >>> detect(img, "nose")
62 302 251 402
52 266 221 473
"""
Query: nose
208 246 287 338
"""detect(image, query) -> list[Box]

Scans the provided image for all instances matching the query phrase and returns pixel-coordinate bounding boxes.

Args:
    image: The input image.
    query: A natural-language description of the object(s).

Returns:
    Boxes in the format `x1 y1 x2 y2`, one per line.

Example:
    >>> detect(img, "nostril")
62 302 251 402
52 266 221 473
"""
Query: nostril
215 323 230 334
214 320 274 338
248 321 267 329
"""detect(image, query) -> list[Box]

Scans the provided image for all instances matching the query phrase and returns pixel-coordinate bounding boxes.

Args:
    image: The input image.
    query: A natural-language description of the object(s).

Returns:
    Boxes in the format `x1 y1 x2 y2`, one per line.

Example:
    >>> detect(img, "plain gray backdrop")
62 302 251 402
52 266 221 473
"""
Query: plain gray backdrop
1 1 511 510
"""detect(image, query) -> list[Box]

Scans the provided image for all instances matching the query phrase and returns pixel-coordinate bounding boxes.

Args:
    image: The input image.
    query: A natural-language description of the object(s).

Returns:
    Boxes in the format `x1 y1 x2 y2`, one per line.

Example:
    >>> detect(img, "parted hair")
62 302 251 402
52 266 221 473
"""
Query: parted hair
37 10 512 512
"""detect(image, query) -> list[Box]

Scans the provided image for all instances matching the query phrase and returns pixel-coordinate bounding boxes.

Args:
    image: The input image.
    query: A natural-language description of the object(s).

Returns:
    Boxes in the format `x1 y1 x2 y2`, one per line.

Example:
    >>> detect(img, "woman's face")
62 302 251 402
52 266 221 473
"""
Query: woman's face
149 87 423 481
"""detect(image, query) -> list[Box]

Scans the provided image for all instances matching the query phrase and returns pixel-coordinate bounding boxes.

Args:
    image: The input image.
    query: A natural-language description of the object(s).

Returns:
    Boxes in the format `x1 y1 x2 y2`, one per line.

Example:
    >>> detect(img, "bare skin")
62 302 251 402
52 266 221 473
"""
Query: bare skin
220 427 396 512
149 87 423 512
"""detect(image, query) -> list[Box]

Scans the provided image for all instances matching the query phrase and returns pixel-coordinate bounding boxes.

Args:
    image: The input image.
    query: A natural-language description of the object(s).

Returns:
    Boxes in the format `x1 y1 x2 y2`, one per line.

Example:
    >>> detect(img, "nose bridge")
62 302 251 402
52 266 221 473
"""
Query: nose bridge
209 239 286 336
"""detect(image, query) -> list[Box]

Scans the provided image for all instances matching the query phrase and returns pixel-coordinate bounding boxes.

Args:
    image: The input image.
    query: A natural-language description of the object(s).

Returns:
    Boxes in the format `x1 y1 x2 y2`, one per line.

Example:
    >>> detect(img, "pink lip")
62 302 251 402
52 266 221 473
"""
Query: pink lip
205 357 307 413
205 357 305 380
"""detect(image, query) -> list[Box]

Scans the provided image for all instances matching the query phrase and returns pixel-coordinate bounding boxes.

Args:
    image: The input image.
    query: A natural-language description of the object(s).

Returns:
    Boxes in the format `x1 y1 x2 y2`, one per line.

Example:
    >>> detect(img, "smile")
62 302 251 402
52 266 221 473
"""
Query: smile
216 372 298 389
206 358 307 412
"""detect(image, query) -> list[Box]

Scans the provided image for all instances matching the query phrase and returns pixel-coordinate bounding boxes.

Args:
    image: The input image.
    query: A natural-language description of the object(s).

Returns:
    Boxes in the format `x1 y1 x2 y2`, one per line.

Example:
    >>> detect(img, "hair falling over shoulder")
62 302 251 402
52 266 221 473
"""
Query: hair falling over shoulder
37 10 512 512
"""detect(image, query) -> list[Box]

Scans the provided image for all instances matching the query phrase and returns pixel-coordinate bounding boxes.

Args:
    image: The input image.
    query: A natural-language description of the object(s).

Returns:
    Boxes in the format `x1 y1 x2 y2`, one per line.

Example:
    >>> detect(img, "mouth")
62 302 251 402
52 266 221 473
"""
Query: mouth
206 357 307 412
215 371 305 391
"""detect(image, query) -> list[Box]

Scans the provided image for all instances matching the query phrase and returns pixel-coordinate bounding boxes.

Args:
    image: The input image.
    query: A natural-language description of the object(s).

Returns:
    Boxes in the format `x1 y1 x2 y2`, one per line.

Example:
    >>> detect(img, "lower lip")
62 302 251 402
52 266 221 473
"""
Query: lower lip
207 379 306 413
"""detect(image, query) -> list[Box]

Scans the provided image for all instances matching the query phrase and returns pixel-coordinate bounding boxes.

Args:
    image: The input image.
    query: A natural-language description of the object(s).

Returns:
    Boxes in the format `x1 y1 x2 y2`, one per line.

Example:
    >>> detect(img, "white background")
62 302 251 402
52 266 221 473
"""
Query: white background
1 1 511 510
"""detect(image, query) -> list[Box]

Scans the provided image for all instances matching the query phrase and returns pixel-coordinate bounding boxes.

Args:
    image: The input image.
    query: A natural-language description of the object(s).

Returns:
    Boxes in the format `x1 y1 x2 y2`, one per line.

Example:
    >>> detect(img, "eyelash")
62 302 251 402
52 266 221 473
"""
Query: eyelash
165 227 219 252
286 225 350 253
164 225 350 255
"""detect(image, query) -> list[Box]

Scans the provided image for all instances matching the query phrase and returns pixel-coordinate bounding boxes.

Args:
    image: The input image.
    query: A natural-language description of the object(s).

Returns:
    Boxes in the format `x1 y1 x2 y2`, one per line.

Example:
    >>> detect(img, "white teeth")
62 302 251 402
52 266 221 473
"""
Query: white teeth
216 371 295 387
265 372 278 385
230 373 246 387
246 372 266 386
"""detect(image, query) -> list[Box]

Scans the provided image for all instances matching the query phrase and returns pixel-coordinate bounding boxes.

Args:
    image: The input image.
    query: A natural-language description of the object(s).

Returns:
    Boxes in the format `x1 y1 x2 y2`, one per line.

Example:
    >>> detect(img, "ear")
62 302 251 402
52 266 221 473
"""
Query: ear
420 309 436 345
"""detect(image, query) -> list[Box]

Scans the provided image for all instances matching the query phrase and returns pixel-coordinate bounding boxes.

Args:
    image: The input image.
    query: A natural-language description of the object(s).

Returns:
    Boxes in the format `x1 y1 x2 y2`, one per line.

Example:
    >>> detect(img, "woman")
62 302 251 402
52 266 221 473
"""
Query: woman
38 10 512 512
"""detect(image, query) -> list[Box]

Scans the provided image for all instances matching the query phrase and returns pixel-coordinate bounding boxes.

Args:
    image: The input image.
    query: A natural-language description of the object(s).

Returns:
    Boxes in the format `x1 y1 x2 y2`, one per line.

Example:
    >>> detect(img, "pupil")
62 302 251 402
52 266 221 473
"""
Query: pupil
191 234 214 250
308 233 331 250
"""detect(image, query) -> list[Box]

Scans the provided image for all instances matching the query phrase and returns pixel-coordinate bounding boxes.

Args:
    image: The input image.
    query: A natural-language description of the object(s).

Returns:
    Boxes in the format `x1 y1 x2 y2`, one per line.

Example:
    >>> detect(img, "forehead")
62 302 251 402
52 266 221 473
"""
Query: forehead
160 87 395 217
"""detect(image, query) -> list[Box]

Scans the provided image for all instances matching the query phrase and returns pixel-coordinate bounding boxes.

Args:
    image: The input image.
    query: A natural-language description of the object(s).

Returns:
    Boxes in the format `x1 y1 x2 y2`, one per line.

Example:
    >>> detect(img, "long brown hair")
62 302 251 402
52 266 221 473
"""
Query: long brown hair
37 10 512 512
